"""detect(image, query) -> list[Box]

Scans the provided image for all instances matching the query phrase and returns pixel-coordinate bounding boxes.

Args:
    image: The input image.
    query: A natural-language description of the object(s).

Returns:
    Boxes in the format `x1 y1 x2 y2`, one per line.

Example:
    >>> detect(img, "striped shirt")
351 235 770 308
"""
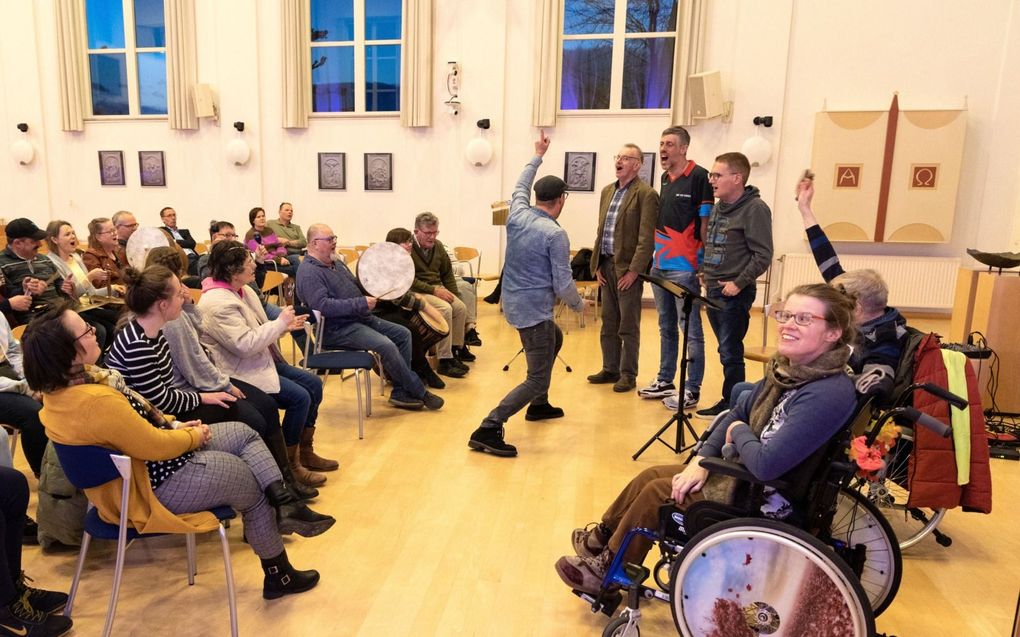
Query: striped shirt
600 181 631 256
106 320 201 416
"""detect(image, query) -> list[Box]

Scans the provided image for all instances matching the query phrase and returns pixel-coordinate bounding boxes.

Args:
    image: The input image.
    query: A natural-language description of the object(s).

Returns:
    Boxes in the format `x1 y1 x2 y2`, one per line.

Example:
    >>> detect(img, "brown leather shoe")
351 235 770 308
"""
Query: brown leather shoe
299 427 340 472
287 445 326 487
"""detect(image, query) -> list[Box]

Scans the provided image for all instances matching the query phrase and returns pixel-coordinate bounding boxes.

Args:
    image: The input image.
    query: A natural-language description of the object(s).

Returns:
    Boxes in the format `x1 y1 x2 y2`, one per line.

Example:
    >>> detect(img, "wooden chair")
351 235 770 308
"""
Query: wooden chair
194 242 208 255
260 270 288 305
556 249 599 328
188 288 203 304
743 265 776 367
354 245 369 255
337 248 360 265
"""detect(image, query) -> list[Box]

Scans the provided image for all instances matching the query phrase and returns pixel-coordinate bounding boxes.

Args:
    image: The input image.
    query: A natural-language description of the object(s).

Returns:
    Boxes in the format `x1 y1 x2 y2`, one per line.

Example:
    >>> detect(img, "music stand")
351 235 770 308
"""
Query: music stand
633 274 721 460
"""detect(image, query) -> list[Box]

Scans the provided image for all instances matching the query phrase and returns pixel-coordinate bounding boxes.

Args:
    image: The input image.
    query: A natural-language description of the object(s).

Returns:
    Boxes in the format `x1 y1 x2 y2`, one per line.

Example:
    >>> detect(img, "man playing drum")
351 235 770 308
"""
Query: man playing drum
296 224 444 411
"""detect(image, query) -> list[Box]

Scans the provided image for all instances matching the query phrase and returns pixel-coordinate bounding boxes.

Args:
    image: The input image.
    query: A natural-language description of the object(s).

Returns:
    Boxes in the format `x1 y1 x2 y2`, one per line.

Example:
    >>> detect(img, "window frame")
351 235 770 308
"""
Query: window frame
83 0 168 121
558 0 676 116
308 0 403 119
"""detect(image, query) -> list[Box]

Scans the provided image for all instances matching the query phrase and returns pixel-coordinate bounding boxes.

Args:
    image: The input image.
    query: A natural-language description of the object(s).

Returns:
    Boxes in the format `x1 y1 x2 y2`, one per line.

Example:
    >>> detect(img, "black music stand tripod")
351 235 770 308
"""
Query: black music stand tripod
633 274 720 460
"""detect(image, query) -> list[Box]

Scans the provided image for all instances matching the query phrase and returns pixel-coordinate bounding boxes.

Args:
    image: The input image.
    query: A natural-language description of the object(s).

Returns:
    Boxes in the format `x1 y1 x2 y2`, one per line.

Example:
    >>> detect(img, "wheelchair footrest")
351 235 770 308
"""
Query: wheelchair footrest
574 588 623 617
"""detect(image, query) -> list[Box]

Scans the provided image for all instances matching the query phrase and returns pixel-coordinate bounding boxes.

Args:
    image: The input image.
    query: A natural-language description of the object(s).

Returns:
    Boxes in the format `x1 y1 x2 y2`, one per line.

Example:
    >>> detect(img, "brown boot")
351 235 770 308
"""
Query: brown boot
300 427 340 472
287 445 327 487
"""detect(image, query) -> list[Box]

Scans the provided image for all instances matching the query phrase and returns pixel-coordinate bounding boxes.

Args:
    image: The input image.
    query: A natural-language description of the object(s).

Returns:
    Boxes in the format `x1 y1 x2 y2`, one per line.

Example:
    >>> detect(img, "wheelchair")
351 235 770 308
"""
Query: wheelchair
571 385 960 637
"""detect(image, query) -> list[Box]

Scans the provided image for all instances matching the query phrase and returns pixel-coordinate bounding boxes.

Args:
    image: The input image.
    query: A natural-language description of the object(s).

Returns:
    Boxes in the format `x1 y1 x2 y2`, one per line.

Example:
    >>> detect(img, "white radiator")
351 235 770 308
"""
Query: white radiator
777 253 960 312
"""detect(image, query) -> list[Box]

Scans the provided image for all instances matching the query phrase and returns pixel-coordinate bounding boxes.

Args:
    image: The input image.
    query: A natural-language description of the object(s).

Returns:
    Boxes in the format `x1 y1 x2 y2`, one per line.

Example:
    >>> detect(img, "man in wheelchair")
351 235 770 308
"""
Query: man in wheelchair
556 283 859 595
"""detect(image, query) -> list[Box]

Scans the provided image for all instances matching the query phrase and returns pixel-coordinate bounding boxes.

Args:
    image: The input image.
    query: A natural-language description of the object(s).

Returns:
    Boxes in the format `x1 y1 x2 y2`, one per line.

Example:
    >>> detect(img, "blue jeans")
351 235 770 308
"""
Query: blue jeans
272 361 324 445
650 267 704 393
705 284 757 406
324 316 425 399
482 320 562 427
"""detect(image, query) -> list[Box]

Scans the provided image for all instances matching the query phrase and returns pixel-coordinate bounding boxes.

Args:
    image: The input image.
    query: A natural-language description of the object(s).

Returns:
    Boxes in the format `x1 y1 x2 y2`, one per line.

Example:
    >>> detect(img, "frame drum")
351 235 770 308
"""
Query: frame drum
125 227 171 269
357 242 415 300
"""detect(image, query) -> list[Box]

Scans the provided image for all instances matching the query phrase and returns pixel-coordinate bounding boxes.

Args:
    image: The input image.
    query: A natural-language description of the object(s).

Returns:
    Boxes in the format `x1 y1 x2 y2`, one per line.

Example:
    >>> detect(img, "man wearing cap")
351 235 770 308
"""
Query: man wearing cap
586 143 659 393
468 131 583 458
0 219 74 326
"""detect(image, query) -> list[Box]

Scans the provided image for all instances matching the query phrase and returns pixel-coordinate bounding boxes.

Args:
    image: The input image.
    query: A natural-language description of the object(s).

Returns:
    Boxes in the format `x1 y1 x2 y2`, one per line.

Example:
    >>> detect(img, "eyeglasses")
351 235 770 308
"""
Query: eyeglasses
708 172 738 180
218 232 239 240
97 228 117 235
771 309 828 327
74 323 96 342
613 155 641 163
418 229 439 237
312 236 338 243
116 222 139 229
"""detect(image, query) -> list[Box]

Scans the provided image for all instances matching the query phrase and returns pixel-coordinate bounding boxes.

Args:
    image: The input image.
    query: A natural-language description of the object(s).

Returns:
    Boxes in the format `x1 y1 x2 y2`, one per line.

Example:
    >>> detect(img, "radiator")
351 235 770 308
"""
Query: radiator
777 253 960 312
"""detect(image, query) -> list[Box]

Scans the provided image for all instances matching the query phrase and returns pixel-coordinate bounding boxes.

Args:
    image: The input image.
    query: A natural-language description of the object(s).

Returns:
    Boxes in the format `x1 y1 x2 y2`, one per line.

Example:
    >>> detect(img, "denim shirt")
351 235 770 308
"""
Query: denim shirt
502 156 583 329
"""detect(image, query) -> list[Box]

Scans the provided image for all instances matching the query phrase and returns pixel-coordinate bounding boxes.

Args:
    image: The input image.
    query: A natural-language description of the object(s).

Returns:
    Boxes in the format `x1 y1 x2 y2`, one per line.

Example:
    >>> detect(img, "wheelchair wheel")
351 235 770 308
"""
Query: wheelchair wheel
857 429 948 549
653 555 672 592
603 614 640 637
669 518 875 637
831 487 902 616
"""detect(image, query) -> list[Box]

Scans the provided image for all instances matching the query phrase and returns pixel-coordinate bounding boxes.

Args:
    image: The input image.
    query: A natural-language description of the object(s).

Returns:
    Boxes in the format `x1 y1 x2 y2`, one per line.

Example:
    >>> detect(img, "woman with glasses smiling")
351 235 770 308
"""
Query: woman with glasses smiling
82 217 128 291
556 283 858 594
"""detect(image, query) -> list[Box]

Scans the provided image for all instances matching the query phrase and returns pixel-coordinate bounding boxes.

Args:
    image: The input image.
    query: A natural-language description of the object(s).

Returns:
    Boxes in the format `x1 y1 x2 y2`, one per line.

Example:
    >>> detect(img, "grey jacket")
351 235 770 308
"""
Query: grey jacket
702 186 774 290
162 303 233 393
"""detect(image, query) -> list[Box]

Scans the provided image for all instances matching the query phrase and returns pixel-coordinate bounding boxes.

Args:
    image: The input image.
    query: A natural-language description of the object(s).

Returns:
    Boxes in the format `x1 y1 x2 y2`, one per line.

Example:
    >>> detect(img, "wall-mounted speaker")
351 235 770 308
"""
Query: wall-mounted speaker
688 70 724 120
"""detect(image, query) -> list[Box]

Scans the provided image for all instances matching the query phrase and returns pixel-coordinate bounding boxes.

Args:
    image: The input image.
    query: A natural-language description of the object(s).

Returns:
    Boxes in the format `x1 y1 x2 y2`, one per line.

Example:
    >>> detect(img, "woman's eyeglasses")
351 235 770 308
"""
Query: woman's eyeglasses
74 324 96 341
771 309 827 327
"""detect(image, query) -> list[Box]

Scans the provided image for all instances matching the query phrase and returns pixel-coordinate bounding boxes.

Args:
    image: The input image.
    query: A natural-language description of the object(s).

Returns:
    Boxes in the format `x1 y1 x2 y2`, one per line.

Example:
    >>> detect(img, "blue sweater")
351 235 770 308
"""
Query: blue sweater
296 255 373 335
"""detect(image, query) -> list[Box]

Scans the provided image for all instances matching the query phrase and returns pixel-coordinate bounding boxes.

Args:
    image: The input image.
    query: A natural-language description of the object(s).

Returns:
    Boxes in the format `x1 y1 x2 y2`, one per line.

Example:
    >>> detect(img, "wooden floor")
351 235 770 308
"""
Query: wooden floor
18 294 1020 636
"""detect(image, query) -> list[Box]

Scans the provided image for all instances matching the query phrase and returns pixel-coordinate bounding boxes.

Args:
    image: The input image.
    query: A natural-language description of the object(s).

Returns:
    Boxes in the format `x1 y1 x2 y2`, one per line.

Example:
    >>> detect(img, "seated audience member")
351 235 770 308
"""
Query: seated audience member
378 228 448 389
0 313 47 477
81 217 128 290
0 219 75 327
24 304 322 600
296 224 444 411
266 202 306 257
159 206 200 275
409 212 477 377
198 241 335 486
44 220 119 351
138 247 327 504
795 177 907 397
245 207 295 279
0 465 73 636
555 284 857 594
111 210 138 249
201 222 282 321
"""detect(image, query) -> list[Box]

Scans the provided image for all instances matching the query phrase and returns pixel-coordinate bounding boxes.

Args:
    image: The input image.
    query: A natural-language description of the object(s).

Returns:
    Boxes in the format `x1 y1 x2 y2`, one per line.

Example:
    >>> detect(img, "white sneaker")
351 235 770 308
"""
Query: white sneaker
638 379 676 399
662 389 700 411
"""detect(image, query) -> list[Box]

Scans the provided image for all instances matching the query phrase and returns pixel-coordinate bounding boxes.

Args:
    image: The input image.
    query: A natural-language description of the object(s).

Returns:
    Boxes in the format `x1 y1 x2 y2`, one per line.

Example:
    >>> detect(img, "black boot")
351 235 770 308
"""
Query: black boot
261 550 320 600
265 481 336 538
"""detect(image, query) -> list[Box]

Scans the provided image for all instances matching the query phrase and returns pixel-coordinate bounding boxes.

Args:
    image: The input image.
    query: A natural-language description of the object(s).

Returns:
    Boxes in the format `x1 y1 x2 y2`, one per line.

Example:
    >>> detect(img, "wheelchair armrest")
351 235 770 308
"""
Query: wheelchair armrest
698 457 790 492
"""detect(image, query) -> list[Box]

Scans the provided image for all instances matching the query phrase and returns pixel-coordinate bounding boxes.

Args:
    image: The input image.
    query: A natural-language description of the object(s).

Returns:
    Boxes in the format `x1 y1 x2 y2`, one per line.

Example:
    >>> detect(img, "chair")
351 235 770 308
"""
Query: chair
743 264 776 367
2 325 28 457
301 310 378 440
337 247 360 266
188 288 203 304
261 270 288 305
194 242 208 255
354 244 369 255
52 443 238 637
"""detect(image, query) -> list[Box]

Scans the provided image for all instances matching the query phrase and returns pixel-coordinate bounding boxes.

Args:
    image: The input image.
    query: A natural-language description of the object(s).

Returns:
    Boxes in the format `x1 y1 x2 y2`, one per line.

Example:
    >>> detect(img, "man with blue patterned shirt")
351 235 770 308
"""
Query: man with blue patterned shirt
468 131 583 458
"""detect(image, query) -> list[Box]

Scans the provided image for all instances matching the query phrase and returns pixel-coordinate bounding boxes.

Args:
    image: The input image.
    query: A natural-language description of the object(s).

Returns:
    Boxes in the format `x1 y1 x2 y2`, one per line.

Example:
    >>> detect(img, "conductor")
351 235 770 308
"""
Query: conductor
468 131 583 458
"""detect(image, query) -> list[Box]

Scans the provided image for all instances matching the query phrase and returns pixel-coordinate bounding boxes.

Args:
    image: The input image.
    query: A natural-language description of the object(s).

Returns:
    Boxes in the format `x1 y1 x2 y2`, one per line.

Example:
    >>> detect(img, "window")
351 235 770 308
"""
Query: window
310 0 402 114
85 0 167 117
560 0 677 112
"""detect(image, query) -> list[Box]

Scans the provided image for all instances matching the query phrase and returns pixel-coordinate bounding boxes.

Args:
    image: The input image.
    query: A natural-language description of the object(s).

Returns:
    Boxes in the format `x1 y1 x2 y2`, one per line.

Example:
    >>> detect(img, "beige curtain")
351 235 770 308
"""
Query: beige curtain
531 0 561 127
400 0 433 127
55 0 87 132
669 0 708 126
282 0 311 128
165 0 198 130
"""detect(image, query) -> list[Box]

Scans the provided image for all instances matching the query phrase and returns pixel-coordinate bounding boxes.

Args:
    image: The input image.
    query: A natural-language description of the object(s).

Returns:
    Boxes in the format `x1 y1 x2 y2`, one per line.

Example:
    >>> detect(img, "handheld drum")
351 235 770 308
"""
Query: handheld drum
125 227 171 270
356 242 415 300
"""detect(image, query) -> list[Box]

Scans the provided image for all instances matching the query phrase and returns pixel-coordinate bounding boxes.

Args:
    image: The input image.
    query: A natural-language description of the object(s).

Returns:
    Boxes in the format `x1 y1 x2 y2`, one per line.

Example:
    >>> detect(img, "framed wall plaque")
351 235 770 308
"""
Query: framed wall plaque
639 152 656 185
139 151 166 187
98 151 125 186
318 152 346 190
564 151 596 192
364 153 393 191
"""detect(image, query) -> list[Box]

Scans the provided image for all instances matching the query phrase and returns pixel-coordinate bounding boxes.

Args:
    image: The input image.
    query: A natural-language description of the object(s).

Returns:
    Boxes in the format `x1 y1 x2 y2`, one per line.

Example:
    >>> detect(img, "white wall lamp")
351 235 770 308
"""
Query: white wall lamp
465 118 493 167
11 123 34 166
226 121 251 166
741 115 774 167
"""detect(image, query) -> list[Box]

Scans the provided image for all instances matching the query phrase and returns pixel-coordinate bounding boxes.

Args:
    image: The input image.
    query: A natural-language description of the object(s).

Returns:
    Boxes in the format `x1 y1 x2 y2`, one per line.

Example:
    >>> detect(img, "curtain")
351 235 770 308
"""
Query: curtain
282 0 311 128
531 0 561 127
165 0 199 130
55 0 87 132
669 0 708 126
400 0 433 127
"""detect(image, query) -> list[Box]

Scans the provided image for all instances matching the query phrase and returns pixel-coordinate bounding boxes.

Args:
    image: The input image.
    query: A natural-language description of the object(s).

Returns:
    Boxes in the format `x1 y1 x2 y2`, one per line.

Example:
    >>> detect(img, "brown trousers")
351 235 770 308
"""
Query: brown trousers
601 463 705 564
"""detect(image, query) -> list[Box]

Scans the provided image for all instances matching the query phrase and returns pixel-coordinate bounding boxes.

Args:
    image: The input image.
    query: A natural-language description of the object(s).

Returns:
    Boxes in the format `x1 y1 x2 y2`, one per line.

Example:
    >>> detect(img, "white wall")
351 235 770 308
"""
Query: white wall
2 0 1019 269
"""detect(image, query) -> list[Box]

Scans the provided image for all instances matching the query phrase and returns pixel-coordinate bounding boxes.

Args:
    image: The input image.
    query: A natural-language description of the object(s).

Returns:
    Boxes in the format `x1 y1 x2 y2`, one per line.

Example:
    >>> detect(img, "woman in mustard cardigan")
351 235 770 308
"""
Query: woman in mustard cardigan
22 302 321 600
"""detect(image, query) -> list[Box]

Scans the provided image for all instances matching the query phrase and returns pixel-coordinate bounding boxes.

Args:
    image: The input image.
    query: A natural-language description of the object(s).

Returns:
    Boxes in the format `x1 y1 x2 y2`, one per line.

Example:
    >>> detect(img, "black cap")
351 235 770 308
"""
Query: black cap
534 175 568 202
4 218 46 241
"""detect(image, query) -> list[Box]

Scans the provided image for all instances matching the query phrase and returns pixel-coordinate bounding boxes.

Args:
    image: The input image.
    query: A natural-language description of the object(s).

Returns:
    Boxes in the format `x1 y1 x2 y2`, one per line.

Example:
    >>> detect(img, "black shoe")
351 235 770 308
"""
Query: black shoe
389 392 425 410
483 293 500 304
276 503 336 538
468 426 518 457
465 328 482 346
288 479 319 501
421 391 444 411
419 367 446 389
695 399 729 420
612 376 636 393
525 403 565 421
262 551 320 600
454 346 476 362
586 370 620 384
23 517 38 546
0 594 73 636
437 358 467 378
451 357 470 373
15 573 68 616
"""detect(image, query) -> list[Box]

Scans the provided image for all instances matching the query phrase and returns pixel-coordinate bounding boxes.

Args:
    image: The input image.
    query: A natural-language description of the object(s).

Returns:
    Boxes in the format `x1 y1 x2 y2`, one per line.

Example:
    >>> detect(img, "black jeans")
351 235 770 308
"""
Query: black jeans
482 320 562 427
0 466 28 605
705 284 757 405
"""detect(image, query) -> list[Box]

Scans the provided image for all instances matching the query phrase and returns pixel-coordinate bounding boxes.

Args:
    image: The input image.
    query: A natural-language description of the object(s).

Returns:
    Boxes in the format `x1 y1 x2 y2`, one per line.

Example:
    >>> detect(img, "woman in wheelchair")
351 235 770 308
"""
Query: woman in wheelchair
22 303 322 600
556 284 858 594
